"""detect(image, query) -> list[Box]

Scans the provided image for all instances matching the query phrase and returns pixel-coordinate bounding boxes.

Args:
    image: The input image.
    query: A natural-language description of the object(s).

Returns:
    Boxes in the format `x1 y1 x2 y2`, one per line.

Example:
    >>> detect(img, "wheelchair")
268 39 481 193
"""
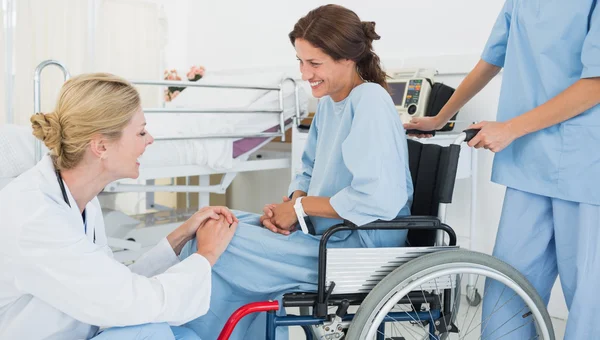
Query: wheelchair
217 130 555 340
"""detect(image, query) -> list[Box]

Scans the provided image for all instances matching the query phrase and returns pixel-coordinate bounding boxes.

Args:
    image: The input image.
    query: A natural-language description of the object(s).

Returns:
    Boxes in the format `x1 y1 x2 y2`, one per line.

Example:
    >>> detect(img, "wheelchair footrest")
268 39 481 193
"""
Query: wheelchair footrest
282 292 368 308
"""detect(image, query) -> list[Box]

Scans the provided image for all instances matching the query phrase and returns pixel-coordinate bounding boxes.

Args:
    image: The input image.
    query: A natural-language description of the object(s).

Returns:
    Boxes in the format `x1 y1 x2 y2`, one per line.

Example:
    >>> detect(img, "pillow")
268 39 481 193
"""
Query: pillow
0 124 47 178
164 71 287 109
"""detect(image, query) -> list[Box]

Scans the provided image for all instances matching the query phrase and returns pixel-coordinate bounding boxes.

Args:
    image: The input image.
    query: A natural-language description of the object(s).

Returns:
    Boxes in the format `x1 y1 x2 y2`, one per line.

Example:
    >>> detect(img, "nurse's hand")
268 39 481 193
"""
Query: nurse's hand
195 215 238 266
403 117 444 138
467 121 519 152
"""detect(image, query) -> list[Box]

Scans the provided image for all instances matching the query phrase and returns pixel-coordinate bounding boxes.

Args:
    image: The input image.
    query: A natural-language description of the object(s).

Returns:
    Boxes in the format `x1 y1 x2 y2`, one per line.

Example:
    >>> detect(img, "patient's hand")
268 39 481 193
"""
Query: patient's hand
270 200 298 232
261 196 295 235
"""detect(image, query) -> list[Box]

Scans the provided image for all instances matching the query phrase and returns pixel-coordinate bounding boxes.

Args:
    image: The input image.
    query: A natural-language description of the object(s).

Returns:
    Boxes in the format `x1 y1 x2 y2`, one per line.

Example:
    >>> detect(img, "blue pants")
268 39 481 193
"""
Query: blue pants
180 211 407 340
482 187 600 339
92 323 200 339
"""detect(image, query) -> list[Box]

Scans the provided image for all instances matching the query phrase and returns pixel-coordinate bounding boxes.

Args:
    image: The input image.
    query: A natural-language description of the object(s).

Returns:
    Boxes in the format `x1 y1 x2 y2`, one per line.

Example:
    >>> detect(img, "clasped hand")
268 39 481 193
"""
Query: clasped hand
260 196 299 235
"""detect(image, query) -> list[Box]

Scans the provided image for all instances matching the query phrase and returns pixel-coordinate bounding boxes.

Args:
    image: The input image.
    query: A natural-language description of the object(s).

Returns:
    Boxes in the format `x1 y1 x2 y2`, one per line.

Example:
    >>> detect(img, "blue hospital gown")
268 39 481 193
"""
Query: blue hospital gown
179 83 413 339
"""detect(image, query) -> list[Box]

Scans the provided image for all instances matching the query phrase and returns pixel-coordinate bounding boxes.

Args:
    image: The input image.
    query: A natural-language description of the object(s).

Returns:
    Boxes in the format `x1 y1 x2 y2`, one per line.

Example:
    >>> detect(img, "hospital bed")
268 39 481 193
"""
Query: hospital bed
216 130 555 340
0 60 309 259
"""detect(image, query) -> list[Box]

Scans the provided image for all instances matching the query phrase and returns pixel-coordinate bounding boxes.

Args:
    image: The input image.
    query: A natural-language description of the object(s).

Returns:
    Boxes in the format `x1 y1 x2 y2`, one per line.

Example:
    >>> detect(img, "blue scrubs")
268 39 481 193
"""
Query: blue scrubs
179 83 413 339
480 1 600 338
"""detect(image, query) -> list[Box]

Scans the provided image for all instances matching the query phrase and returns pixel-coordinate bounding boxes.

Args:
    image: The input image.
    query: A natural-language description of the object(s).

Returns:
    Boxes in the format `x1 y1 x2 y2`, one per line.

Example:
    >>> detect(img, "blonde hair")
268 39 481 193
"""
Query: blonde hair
30 73 141 170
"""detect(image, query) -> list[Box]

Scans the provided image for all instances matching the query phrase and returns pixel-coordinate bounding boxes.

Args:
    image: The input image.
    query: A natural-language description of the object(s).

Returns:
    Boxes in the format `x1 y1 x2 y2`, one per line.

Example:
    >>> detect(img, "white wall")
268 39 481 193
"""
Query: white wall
163 0 568 320
179 0 503 72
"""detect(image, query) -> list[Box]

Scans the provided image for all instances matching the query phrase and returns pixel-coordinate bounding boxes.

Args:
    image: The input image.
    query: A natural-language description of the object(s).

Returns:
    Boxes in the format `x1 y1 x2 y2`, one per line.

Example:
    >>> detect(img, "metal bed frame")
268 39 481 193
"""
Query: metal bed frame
33 60 307 209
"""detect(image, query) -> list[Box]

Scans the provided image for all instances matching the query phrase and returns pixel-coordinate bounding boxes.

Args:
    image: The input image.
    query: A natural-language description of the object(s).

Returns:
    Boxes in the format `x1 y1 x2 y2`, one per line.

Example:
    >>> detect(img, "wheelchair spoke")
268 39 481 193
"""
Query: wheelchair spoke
404 294 438 339
461 290 520 339
433 277 449 336
479 291 519 337
419 284 437 332
383 316 424 340
480 305 527 340
460 274 481 336
489 317 534 340
478 283 509 337
450 274 464 320
463 275 485 337
385 308 430 340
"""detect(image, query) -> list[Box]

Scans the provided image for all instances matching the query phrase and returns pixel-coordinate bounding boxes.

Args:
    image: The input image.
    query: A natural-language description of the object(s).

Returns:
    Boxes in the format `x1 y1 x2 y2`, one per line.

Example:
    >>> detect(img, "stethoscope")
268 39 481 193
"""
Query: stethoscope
55 170 96 243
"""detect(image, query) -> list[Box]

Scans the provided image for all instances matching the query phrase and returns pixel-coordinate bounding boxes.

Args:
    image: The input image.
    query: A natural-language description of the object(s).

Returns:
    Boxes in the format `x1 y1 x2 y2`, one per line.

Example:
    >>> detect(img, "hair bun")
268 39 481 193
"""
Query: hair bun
30 112 63 157
362 21 381 41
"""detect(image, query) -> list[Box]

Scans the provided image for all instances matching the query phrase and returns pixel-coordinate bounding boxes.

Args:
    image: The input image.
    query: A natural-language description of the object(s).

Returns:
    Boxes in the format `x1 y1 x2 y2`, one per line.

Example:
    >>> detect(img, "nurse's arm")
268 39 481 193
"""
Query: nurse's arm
508 77 600 137
434 59 502 125
404 59 501 131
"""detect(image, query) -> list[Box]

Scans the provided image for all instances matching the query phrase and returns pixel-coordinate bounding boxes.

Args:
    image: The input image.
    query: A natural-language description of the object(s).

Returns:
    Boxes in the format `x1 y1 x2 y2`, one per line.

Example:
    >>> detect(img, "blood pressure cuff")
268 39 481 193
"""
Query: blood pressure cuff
425 81 458 132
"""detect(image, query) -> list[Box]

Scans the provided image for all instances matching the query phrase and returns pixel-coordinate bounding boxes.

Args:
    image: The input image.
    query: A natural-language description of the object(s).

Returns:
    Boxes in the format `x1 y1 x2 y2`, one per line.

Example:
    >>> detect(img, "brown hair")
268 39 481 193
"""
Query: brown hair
31 73 140 170
289 4 389 92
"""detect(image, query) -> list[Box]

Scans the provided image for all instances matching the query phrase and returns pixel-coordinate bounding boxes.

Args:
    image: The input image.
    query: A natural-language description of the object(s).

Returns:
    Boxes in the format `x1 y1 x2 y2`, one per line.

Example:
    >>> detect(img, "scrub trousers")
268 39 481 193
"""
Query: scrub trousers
482 187 600 339
92 323 200 339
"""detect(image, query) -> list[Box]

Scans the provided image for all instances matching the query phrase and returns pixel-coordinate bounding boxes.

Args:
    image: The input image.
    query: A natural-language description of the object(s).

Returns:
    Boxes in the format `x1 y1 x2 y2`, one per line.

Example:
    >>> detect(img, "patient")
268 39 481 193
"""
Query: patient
179 4 413 339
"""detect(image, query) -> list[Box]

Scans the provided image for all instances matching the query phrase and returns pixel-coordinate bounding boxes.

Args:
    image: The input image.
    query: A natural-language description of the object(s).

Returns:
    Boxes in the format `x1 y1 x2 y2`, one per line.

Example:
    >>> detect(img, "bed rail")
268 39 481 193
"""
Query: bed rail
33 60 304 163
33 60 71 163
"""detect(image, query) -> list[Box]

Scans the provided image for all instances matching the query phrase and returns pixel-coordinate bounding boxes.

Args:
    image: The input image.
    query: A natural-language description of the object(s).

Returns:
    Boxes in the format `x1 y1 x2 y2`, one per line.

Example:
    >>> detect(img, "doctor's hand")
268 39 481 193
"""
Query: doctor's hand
168 206 238 255
260 196 295 235
195 215 238 266
183 206 237 239
467 121 519 152
403 117 445 138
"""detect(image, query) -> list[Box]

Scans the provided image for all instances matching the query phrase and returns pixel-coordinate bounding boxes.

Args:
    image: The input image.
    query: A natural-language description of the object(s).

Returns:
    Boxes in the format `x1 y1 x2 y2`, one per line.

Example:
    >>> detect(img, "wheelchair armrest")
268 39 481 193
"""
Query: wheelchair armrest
314 216 457 317
338 216 456 246
343 215 442 229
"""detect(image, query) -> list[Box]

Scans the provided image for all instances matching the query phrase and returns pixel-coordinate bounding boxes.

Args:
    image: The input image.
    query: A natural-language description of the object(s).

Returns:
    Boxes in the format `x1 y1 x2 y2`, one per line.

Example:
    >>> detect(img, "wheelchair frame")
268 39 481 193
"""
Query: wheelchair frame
215 130 501 340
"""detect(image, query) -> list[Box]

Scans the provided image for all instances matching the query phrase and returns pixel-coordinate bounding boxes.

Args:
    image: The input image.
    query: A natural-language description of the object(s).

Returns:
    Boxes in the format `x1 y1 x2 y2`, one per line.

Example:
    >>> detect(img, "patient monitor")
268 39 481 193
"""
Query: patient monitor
388 78 431 124
387 68 436 124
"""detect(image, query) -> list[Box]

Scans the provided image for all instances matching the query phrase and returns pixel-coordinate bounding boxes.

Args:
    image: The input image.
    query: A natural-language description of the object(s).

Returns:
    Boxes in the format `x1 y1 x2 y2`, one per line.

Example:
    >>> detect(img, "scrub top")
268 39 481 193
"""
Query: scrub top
482 0 600 204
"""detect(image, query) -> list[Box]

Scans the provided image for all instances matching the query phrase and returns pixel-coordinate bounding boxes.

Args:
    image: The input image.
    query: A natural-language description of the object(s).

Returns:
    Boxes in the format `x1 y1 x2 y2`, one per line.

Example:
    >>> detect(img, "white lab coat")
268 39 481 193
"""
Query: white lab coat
0 155 212 340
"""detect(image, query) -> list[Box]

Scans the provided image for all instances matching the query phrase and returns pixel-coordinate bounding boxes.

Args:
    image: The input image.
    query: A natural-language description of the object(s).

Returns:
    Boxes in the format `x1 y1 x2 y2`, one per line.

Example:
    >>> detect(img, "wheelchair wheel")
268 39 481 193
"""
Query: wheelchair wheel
345 249 554 340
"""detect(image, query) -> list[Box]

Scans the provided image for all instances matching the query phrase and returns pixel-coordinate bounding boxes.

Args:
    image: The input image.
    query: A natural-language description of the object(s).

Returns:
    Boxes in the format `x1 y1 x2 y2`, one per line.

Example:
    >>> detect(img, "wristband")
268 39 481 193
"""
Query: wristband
294 197 309 234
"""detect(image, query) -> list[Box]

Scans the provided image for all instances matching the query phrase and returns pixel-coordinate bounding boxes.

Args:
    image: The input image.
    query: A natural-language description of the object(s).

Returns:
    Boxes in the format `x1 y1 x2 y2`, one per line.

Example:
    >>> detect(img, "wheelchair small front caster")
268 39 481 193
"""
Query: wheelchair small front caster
466 289 482 307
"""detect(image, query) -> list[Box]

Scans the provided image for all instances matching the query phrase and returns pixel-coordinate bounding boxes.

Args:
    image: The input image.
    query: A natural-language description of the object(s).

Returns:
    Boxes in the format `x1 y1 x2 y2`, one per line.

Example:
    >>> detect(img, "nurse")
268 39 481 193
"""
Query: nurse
404 1 600 338
180 4 413 339
0 73 238 340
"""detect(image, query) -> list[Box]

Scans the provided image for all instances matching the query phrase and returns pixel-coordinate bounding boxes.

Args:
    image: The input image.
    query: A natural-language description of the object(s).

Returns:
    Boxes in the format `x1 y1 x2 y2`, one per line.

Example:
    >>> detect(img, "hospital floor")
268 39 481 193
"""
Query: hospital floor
286 295 568 339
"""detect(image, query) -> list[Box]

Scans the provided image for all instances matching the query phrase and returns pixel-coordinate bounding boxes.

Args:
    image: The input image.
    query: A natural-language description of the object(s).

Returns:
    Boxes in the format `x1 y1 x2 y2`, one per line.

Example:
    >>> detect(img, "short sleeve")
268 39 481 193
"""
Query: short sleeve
581 1 600 78
481 0 515 68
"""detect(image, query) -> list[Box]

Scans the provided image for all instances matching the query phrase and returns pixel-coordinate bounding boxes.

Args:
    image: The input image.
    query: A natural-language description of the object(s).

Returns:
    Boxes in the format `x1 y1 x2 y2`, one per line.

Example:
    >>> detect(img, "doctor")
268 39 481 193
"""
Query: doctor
404 0 600 338
0 73 238 340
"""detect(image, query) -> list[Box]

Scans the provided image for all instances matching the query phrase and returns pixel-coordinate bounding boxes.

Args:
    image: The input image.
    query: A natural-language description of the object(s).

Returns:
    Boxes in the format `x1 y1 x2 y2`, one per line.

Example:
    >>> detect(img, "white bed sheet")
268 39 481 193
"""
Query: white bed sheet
0 124 49 179
0 177 14 191
141 78 308 171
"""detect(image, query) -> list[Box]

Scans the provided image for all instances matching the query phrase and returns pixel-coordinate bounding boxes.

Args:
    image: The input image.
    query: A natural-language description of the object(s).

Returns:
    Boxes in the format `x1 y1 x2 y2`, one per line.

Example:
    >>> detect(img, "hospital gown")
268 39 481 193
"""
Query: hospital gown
179 83 414 339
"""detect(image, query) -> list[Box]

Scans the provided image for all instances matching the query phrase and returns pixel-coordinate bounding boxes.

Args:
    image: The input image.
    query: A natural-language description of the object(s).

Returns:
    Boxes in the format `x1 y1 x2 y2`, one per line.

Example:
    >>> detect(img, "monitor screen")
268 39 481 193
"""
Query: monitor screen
389 82 406 107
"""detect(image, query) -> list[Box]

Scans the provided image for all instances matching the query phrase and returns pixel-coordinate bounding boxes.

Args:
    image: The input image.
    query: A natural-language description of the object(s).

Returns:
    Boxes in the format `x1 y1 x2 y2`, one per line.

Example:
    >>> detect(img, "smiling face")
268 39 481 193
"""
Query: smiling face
295 38 357 102
103 107 153 179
